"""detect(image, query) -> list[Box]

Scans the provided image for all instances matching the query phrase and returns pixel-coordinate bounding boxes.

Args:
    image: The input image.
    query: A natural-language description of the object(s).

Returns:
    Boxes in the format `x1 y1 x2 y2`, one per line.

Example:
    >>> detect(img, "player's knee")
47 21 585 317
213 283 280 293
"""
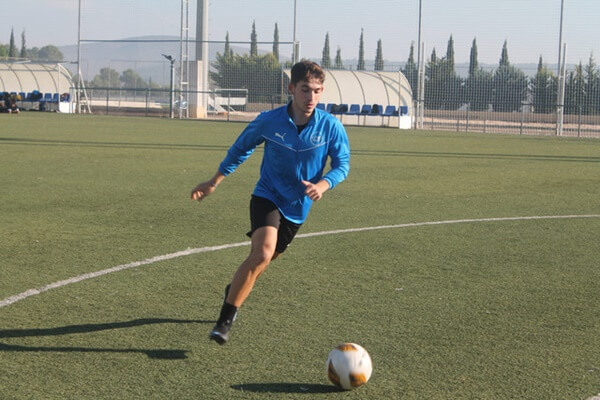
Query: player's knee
248 246 275 267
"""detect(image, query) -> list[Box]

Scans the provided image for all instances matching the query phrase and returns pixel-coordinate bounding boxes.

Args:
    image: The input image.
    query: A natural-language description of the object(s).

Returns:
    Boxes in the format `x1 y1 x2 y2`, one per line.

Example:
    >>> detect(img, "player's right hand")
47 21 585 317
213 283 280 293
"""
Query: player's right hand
190 181 216 202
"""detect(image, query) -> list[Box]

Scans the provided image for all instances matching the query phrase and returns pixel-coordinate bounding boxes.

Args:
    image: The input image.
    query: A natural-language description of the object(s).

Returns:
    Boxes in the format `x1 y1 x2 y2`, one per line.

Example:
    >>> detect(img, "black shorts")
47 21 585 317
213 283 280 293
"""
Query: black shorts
247 195 302 254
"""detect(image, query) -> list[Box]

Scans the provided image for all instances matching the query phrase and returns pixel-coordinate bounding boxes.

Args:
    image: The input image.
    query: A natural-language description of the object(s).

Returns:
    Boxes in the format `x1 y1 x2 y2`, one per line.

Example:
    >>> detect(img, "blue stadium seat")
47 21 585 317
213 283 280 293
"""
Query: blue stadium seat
325 103 334 113
382 105 397 117
346 104 360 115
399 106 409 116
331 104 348 114
360 104 372 114
316 103 325 111
370 104 383 115
381 105 397 125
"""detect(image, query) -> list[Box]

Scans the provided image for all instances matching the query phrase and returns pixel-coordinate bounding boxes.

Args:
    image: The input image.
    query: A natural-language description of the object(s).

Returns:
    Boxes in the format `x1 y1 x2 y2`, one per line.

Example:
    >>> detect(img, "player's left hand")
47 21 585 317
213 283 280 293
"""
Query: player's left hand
301 180 329 201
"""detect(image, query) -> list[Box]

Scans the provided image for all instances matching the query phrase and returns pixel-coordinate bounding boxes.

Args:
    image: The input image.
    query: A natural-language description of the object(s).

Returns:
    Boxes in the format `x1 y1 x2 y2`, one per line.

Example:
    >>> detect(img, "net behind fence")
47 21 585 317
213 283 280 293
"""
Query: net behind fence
63 0 599 137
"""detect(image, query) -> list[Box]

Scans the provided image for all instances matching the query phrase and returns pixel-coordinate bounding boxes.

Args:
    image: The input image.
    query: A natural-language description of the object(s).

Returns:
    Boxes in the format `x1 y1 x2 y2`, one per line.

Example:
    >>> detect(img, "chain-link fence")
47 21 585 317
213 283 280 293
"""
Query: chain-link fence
66 0 599 137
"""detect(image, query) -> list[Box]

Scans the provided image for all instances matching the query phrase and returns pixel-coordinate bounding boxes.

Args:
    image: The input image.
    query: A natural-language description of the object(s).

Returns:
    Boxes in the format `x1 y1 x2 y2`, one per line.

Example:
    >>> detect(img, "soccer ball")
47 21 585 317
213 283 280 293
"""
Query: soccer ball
326 343 372 390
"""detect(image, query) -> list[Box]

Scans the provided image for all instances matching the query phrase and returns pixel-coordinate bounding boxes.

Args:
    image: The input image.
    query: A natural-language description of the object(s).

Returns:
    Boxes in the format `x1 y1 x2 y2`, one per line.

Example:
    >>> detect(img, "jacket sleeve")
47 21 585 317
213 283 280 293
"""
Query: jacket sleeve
322 123 350 189
218 114 266 176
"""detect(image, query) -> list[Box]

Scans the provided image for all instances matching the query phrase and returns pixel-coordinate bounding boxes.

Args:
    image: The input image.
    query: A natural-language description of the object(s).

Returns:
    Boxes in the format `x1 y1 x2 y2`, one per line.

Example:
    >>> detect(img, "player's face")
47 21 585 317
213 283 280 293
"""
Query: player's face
289 77 324 117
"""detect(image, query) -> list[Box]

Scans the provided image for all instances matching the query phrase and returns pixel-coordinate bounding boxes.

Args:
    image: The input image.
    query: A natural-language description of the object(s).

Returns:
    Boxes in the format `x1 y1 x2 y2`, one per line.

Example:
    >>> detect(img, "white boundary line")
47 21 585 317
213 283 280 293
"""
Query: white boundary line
1 214 598 309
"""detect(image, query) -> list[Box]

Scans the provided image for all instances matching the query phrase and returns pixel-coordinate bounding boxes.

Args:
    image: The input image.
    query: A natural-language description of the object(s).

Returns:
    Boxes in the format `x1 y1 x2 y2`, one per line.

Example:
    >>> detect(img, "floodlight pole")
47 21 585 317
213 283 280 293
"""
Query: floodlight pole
557 0 564 78
556 0 565 136
292 0 298 63
76 0 82 114
162 54 175 119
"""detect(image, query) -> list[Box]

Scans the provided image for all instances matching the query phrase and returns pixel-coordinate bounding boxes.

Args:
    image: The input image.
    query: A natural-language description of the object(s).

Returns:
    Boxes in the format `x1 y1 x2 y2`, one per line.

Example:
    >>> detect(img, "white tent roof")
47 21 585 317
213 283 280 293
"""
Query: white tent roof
284 69 413 110
0 62 74 94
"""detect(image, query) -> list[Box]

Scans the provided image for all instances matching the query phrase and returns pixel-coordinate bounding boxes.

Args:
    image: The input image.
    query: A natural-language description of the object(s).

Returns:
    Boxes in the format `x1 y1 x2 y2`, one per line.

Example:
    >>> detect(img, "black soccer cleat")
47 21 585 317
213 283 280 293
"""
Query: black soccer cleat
209 320 232 345
209 284 237 345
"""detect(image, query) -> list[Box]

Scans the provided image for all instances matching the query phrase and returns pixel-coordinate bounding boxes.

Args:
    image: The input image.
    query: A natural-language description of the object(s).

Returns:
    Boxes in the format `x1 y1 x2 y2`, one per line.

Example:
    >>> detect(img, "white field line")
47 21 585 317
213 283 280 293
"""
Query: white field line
1 214 599 309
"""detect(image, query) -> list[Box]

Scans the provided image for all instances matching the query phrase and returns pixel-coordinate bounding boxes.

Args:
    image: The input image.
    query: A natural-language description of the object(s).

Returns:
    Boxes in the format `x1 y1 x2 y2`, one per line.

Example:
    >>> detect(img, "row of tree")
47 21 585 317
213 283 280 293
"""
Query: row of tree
212 22 599 114
0 28 64 61
402 36 600 115
211 22 386 102
6 24 598 115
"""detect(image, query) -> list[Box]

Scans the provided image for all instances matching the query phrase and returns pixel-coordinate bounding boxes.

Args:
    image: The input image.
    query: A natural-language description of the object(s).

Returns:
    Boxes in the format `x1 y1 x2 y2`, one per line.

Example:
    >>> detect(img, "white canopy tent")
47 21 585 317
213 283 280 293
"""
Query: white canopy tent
0 62 75 112
0 62 74 95
283 69 413 128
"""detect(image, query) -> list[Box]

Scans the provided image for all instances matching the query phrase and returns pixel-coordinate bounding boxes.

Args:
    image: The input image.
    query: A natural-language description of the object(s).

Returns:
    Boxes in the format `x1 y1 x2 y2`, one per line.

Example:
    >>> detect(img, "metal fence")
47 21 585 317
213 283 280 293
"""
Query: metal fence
67 0 599 138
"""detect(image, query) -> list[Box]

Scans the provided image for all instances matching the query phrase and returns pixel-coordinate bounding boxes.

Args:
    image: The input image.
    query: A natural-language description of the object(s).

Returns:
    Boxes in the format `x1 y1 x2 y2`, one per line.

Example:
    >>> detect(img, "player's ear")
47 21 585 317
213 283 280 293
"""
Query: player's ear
288 82 295 93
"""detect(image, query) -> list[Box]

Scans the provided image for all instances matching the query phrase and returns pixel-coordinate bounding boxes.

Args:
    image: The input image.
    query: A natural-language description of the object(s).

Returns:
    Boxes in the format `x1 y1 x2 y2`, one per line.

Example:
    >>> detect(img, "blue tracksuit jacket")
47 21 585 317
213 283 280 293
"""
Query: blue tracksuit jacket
219 104 350 224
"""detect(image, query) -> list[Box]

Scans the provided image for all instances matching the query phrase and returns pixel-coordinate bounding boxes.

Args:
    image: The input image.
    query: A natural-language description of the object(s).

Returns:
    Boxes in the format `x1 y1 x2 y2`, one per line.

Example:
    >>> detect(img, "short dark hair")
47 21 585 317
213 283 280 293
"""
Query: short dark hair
290 60 325 85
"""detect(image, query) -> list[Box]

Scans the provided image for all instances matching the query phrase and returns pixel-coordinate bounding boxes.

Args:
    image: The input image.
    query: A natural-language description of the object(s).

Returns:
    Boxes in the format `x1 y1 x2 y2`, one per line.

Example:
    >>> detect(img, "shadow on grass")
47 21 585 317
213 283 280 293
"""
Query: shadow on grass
231 383 342 394
0 317 213 360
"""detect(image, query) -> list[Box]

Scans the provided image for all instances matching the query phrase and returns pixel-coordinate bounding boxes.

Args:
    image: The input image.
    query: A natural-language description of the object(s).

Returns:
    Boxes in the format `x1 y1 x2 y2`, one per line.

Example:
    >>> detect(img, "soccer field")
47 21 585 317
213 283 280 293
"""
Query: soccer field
1 113 599 399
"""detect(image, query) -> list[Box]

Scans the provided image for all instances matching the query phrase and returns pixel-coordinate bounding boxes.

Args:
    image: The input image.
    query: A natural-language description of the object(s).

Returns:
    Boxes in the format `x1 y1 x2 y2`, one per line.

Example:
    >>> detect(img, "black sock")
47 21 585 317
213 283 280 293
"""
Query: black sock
218 301 238 325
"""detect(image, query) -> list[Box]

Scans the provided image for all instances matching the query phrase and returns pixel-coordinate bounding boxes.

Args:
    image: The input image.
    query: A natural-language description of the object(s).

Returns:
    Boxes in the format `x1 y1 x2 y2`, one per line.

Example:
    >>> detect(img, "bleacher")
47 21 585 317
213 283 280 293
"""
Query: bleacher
6 91 71 112
319 102 410 127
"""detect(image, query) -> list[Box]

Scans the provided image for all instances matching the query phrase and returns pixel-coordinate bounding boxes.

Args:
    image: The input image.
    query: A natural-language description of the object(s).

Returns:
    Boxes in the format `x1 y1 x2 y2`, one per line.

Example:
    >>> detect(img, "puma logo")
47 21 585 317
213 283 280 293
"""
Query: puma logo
274 132 286 141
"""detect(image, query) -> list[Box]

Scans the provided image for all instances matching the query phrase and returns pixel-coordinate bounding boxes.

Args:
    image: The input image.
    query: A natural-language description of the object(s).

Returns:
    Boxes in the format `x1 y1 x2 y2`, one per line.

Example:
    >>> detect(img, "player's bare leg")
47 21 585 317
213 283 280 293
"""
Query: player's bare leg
209 226 278 344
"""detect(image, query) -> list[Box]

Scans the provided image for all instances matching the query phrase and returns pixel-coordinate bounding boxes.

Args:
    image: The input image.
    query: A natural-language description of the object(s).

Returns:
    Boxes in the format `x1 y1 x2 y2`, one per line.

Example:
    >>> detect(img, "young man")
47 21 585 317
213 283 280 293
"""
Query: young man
191 60 350 344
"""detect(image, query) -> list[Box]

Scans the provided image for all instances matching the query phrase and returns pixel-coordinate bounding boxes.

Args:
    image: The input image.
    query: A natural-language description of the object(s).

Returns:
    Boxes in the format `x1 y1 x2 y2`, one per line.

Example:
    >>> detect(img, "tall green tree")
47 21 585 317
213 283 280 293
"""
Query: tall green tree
466 68 493 111
425 48 443 109
224 32 233 59
374 39 384 71
211 52 281 103
0 44 8 57
441 35 461 109
20 30 27 58
120 69 148 88
90 67 121 88
583 53 599 115
425 36 462 110
273 23 280 62
499 40 509 67
334 47 344 69
531 55 556 114
468 38 478 79
445 34 455 72
564 62 585 114
402 42 418 98
250 21 258 57
321 33 332 68
9 28 17 58
37 45 63 61
357 29 365 70
465 37 493 111
492 42 528 112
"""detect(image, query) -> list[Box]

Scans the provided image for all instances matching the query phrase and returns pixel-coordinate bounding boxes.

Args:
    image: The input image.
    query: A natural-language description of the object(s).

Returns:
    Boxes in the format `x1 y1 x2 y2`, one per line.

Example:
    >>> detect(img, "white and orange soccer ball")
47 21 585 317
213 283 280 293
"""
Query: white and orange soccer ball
326 343 373 390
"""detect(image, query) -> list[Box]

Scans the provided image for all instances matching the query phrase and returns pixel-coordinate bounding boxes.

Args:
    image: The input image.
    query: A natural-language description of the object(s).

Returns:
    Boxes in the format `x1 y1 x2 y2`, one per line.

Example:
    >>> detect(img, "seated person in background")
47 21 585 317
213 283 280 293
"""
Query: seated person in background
7 94 20 114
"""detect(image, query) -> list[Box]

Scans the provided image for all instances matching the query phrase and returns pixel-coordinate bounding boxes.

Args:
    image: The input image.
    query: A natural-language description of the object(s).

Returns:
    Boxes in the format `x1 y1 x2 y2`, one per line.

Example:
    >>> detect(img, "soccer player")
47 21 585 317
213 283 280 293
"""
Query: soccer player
191 60 350 344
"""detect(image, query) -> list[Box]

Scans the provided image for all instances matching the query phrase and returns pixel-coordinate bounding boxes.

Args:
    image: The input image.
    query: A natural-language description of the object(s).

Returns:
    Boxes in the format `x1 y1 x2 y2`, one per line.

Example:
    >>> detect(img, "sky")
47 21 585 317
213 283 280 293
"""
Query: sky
4 0 600 69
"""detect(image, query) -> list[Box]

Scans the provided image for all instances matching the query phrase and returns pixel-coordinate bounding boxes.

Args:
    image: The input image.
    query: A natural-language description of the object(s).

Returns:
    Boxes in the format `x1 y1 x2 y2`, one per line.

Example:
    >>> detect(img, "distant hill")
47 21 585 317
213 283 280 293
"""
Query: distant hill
59 35 280 85
59 35 557 84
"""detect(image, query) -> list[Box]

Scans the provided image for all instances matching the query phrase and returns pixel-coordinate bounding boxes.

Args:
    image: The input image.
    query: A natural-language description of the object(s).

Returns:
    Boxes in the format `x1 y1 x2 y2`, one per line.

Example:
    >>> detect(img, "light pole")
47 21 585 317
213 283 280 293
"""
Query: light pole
162 54 175 119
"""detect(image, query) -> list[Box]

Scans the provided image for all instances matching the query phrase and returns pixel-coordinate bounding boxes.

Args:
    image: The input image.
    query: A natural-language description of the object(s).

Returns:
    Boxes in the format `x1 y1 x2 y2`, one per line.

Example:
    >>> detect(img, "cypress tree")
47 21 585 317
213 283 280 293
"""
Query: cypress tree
273 23 279 62
322 33 332 68
357 29 365 70
375 39 384 71
468 38 478 78
9 27 17 58
20 30 27 58
334 47 344 69
250 21 257 57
